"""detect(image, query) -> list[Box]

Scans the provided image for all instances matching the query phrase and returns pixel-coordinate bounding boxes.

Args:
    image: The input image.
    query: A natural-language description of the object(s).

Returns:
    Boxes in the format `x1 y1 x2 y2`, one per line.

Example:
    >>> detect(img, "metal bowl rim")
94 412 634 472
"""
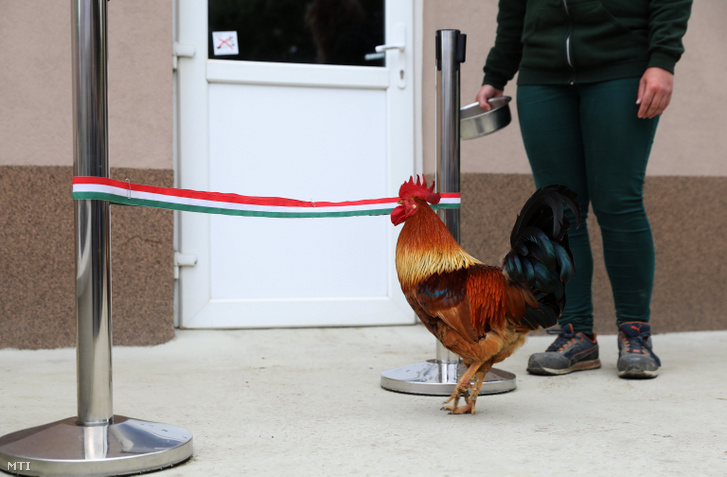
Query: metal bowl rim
460 96 512 121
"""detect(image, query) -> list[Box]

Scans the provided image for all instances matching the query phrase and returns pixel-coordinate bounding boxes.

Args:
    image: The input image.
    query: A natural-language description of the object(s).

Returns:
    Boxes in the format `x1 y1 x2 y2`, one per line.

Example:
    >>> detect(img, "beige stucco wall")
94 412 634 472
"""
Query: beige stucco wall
422 1 727 177
4 1 722 173
0 0 173 169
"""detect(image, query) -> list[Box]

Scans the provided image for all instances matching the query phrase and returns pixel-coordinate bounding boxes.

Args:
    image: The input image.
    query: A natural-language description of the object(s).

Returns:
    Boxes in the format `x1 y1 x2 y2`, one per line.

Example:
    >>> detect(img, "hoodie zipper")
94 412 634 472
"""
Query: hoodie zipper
563 0 575 84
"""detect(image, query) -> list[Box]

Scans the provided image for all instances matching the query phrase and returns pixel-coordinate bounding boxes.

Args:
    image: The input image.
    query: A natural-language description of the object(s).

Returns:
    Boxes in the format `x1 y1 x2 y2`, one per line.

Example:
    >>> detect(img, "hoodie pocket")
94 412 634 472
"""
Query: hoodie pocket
520 6 570 71
569 2 648 69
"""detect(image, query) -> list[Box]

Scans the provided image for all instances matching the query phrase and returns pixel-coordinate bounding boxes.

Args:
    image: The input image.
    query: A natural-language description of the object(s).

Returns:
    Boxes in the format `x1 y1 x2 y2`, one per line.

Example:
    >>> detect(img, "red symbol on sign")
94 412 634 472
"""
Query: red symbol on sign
216 36 233 50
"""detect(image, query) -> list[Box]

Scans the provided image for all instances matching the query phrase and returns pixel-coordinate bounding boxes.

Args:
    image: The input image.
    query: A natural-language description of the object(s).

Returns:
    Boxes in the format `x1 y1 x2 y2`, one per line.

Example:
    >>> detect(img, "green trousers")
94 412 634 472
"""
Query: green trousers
516 78 659 334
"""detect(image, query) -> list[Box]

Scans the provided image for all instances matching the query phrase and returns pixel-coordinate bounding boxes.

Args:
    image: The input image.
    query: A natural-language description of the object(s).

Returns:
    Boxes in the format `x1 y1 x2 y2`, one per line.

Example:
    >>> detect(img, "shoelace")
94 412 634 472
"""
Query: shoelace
545 327 577 352
622 332 662 366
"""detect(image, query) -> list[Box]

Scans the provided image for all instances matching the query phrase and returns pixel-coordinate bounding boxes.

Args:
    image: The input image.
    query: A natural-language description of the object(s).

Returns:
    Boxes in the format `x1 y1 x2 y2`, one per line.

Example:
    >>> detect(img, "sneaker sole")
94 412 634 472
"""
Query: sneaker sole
618 368 659 379
527 359 602 376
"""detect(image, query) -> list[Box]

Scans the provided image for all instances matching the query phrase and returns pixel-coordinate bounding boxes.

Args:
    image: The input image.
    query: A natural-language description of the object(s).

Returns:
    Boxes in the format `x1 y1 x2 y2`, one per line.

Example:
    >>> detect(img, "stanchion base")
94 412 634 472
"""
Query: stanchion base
0 415 192 476
381 360 516 396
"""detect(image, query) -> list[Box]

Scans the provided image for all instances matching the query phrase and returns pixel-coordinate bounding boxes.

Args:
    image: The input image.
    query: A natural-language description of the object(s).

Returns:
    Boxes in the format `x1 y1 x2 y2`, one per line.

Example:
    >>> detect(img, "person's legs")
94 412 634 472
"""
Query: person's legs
519 79 661 377
517 84 594 334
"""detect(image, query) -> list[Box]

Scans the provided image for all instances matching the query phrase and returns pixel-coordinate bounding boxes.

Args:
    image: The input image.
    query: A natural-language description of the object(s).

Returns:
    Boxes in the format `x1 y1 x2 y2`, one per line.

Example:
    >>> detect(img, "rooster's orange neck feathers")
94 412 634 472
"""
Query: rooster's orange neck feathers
395 199 481 288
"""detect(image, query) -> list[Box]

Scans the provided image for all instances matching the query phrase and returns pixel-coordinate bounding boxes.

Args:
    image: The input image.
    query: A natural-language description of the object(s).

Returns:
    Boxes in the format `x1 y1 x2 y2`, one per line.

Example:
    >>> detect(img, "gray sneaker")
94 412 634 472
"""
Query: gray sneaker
617 322 661 379
527 324 601 375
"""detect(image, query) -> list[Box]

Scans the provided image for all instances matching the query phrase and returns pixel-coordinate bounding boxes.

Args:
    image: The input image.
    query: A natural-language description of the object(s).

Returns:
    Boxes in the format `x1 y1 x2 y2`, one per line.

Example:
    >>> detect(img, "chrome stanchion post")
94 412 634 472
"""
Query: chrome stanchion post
380 29 516 396
433 29 466 376
73 0 113 426
0 1 192 474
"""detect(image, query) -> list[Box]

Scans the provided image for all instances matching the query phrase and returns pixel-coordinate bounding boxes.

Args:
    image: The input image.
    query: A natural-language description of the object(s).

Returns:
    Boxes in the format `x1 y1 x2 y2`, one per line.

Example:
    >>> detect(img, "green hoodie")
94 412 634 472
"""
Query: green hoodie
483 0 692 88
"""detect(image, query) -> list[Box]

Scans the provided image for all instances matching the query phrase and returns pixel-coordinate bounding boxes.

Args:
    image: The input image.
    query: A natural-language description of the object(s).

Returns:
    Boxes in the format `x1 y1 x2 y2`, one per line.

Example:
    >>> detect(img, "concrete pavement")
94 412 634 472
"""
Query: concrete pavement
1 326 725 476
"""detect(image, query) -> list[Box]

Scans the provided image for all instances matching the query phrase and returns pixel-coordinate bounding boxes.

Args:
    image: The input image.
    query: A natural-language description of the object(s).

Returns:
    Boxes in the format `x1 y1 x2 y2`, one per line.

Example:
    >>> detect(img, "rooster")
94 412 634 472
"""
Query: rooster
391 176 579 414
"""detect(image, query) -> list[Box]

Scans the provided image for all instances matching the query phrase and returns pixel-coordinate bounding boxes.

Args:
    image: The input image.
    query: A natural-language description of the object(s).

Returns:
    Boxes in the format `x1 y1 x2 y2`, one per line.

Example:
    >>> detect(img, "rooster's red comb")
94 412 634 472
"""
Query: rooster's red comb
398 175 441 204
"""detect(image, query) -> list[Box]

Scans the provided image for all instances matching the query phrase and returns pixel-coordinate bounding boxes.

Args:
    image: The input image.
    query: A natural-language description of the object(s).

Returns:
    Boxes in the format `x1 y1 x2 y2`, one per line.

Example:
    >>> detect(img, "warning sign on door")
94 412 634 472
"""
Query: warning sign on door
212 31 239 56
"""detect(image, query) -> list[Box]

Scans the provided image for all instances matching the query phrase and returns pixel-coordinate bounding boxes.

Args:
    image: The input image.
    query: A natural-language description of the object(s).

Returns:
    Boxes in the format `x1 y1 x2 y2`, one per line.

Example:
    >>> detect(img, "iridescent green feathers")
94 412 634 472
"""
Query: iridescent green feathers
503 185 580 329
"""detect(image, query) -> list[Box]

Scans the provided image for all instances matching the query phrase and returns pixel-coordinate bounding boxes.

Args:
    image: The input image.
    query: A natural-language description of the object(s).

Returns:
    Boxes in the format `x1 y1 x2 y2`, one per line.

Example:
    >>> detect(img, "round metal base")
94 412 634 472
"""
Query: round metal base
381 360 516 396
0 415 192 476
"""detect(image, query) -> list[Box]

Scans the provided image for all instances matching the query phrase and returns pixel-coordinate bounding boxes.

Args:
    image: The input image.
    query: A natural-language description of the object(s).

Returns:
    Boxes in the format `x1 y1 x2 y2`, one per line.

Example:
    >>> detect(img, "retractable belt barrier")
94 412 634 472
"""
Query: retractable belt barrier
0 8 500 475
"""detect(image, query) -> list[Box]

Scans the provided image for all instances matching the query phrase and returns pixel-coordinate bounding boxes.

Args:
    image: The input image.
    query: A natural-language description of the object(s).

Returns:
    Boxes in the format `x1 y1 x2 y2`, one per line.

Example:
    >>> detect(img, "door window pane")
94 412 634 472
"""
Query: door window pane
208 0 385 66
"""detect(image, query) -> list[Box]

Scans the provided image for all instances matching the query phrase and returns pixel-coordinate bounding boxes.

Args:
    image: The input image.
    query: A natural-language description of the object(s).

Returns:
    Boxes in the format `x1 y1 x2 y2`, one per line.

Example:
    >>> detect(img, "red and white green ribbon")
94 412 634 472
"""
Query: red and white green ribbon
72 177 460 218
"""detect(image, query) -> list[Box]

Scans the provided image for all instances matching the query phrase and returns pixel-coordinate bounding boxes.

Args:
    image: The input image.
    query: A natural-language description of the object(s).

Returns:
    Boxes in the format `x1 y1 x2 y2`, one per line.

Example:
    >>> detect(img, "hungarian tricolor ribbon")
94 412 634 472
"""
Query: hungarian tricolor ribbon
72 177 460 218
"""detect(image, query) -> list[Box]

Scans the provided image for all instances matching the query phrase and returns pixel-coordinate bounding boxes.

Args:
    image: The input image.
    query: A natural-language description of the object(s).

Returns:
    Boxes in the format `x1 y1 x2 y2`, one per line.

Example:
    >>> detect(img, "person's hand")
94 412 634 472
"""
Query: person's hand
476 84 504 111
636 67 674 119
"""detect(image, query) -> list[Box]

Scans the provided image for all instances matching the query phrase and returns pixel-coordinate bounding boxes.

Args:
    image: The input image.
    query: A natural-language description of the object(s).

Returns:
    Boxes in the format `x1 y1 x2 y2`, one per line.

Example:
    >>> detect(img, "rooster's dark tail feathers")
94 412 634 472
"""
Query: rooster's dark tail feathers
503 186 580 330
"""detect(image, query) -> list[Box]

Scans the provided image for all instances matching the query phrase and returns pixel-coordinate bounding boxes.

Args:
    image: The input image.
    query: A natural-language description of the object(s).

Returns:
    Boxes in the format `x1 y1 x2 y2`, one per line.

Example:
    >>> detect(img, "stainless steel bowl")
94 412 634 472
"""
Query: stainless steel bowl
460 96 512 140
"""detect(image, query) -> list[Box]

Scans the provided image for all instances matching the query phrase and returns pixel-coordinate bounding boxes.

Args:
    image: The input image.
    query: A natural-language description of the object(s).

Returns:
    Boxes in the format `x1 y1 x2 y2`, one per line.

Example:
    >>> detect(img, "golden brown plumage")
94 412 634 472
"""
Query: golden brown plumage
392 176 579 414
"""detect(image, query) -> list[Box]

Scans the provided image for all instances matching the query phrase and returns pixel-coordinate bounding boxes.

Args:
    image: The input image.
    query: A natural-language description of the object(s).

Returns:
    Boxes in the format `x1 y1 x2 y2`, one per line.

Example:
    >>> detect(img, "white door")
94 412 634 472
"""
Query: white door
175 0 419 328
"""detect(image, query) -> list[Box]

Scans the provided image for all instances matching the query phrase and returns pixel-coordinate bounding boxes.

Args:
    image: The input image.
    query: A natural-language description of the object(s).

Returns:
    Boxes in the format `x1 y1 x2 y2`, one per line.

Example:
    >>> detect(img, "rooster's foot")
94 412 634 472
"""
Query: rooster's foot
441 386 476 414
449 402 475 415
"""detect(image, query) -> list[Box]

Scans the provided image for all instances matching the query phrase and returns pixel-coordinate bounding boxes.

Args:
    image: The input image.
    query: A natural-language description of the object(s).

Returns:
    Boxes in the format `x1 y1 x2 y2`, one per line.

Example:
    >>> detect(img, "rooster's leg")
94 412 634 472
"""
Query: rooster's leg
442 361 484 415
462 368 491 415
